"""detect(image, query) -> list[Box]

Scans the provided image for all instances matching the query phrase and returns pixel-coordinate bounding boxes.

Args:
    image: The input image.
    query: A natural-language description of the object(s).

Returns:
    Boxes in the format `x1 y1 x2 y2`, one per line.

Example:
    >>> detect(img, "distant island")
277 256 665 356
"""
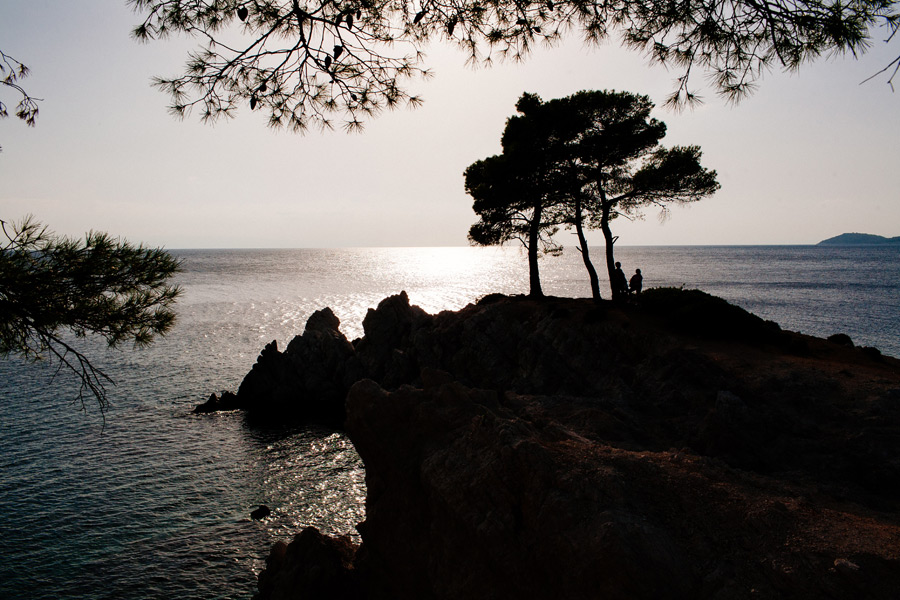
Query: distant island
818 232 900 245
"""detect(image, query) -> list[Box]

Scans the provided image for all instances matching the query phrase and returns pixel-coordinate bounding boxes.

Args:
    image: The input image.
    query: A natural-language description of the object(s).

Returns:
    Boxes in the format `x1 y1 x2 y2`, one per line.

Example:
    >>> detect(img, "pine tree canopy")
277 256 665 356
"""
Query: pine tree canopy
128 0 900 131
465 90 719 298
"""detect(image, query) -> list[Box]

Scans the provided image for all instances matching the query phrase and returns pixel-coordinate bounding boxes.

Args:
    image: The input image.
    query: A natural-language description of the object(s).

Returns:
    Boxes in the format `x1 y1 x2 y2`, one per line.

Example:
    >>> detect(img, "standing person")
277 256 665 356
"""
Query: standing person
614 262 628 299
629 268 643 295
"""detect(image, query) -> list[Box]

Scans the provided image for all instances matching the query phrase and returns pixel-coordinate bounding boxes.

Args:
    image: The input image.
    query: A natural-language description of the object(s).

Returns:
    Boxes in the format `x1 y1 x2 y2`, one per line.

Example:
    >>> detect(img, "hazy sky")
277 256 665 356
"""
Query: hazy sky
2 1 898 248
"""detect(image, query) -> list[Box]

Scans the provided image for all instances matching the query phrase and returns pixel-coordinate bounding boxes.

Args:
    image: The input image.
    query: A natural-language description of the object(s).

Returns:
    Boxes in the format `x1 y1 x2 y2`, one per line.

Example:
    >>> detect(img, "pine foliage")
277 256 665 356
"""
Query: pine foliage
0 217 182 411
0 50 42 151
129 0 900 131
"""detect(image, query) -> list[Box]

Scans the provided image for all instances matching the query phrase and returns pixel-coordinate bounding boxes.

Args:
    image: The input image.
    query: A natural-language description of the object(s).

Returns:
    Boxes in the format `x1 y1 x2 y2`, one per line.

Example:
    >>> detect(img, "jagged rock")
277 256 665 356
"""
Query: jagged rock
206 294 431 423
304 306 342 333
193 394 219 414
193 391 242 414
355 291 431 387
235 308 364 425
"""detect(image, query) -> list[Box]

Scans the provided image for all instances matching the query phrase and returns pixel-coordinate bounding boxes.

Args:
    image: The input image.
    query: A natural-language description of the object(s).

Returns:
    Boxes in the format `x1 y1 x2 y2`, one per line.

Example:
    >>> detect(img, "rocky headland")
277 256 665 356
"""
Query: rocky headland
817 233 900 245
201 289 900 599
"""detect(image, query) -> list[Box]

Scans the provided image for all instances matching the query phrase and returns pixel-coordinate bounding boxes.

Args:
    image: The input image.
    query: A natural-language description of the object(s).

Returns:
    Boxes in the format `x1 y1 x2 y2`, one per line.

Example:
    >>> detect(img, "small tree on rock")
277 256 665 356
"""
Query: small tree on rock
569 90 720 298
465 94 570 297
465 90 719 300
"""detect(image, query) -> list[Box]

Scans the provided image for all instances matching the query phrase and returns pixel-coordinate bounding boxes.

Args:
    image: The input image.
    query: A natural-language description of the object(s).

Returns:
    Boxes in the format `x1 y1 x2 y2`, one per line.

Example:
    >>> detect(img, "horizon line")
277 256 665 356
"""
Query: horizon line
162 243 858 251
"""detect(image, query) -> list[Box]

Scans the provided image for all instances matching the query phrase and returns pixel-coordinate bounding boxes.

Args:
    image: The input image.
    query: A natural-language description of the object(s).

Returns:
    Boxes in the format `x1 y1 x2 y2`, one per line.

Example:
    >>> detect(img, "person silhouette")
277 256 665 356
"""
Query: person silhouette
629 268 643 295
614 262 628 299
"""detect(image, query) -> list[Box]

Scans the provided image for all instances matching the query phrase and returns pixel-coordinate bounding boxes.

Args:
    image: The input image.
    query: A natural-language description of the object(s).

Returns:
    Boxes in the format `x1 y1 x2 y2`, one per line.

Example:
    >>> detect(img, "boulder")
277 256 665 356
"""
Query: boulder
828 333 855 347
255 527 361 600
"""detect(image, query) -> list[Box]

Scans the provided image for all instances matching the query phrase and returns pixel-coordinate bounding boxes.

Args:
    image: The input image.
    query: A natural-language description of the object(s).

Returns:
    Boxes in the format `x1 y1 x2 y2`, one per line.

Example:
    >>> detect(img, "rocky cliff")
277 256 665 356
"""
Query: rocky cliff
207 289 900 599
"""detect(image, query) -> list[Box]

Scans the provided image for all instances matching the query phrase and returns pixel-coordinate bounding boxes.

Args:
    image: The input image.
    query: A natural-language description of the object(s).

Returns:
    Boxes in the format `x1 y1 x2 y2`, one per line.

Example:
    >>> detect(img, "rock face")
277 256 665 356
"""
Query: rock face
199 295 434 424
199 307 365 425
342 377 900 600
232 290 900 599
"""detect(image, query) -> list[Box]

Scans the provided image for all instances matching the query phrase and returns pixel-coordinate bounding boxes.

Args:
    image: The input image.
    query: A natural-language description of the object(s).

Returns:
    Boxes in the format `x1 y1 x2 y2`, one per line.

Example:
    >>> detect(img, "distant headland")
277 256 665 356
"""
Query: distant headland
818 232 900 245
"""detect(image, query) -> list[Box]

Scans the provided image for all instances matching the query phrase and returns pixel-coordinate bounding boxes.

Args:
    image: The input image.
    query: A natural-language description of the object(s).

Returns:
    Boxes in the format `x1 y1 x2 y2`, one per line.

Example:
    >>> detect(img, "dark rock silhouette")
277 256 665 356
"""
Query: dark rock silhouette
818 232 900 245
193 390 242 413
354 291 431 387
256 527 361 598
828 332 855 347
211 290 900 599
216 307 365 426
250 505 271 520
338 377 900 599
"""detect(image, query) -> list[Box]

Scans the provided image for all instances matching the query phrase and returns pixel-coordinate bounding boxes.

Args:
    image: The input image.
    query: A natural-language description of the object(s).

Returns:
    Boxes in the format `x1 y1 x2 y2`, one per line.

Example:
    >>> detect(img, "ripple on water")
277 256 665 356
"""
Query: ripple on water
0 362 365 600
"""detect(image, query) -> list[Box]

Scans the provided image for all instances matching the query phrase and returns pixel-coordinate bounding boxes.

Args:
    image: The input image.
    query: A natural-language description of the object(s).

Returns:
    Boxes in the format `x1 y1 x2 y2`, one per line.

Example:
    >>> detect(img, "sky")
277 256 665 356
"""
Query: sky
1 1 898 249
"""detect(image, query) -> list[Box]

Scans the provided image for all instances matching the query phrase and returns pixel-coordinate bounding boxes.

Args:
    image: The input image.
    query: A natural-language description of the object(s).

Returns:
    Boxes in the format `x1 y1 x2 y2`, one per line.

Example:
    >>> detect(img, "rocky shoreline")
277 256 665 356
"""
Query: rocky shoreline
201 289 900 599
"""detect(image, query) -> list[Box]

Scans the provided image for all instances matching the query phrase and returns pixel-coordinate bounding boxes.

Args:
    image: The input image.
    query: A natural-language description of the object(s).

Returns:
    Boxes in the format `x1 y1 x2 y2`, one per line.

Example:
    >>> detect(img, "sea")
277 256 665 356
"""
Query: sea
1 245 898 599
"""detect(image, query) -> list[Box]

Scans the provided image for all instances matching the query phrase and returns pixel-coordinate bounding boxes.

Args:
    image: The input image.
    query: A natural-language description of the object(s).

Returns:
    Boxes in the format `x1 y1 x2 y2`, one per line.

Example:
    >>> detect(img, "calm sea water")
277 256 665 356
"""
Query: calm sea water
1 246 898 599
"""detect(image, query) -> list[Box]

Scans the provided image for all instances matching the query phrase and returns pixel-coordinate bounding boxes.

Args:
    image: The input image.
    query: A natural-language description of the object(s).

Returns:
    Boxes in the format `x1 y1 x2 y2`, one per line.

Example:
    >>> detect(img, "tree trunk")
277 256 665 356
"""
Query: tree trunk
528 201 544 298
573 194 601 301
599 201 619 300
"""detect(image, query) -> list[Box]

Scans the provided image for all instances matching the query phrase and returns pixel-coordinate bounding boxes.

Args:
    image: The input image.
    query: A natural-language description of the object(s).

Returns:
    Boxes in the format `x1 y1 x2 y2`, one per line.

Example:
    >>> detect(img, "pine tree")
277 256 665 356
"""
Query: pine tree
465 91 719 299
0 217 182 411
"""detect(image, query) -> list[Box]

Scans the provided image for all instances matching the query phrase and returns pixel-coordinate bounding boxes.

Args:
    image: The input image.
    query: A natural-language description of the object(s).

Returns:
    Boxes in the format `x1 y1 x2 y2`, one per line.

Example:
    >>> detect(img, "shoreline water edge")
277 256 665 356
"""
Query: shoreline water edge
201 289 900 599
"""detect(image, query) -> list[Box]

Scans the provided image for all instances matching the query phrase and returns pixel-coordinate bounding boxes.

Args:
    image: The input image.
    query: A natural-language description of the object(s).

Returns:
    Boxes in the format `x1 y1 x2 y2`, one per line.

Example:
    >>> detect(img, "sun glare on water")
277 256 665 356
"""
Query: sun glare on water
370 246 524 314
